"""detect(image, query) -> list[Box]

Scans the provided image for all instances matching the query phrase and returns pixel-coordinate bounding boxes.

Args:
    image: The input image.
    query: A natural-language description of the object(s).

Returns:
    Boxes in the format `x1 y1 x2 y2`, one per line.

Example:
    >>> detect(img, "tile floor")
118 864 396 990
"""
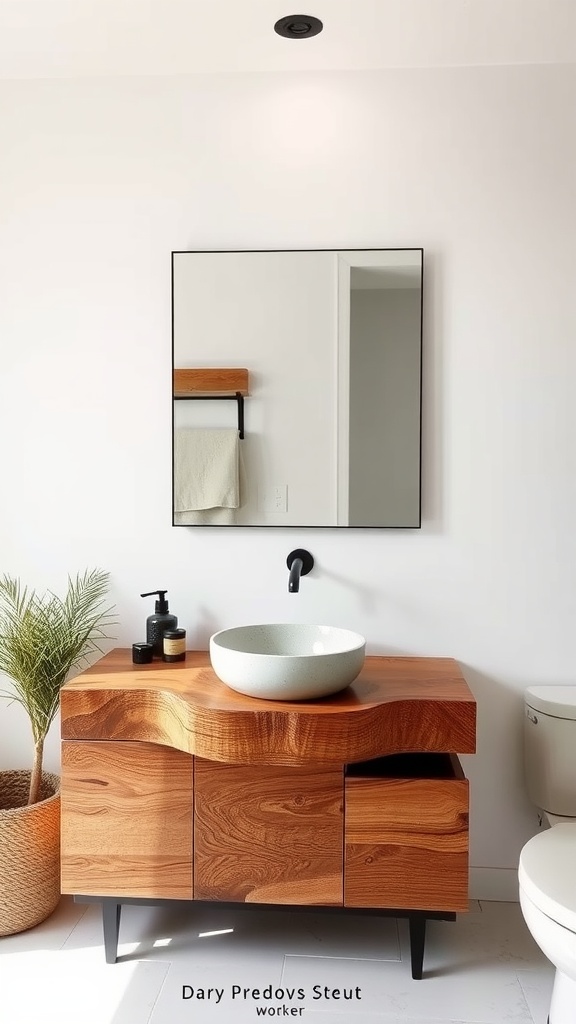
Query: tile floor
0 897 554 1024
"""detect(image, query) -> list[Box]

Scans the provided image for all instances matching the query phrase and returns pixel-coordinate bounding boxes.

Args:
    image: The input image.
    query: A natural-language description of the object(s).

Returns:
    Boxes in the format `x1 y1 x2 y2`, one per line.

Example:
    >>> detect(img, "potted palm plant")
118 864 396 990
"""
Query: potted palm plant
0 568 116 936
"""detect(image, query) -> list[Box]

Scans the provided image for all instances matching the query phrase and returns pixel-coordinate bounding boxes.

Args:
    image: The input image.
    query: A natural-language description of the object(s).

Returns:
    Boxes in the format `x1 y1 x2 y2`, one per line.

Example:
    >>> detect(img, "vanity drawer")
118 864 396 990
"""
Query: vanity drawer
194 759 343 905
344 753 469 912
60 740 193 899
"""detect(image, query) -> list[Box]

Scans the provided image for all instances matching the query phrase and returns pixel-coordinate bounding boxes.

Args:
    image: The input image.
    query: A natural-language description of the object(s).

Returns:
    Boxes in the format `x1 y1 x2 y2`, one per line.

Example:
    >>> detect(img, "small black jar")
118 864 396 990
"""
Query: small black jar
162 628 186 662
132 642 154 664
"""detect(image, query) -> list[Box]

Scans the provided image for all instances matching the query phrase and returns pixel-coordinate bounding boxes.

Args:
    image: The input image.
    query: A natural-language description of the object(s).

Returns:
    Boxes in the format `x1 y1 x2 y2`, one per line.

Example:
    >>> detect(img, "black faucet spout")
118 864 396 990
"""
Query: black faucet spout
286 549 314 593
288 557 304 593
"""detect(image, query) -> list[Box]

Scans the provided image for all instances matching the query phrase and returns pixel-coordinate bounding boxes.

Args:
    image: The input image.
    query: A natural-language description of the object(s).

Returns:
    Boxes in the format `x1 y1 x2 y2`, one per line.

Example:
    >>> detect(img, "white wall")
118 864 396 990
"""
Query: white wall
1 65 575 900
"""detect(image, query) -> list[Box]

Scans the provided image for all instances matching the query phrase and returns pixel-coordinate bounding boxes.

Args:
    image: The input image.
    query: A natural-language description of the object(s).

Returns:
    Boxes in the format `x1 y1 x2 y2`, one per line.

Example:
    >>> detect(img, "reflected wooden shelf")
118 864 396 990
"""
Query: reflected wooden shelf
173 367 249 398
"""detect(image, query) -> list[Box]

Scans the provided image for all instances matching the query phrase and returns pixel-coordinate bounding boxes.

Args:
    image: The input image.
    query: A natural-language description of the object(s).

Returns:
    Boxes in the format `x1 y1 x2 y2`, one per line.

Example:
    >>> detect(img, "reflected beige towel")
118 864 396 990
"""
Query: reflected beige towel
174 428 240 525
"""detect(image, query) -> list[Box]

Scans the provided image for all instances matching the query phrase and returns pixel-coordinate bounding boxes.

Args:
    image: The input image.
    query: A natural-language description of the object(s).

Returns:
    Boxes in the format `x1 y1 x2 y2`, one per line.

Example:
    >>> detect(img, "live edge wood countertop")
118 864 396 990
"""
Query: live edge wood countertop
60 650 476 767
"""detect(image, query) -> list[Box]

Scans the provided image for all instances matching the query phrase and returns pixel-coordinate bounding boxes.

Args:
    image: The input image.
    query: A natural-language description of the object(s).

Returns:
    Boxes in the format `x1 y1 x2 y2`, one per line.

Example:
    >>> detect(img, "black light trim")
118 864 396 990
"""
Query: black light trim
274 14 323 39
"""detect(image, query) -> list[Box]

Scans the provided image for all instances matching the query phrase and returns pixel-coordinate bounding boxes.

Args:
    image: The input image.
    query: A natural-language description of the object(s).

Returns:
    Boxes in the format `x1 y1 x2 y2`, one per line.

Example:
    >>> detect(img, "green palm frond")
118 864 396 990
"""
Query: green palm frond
0 569 116 745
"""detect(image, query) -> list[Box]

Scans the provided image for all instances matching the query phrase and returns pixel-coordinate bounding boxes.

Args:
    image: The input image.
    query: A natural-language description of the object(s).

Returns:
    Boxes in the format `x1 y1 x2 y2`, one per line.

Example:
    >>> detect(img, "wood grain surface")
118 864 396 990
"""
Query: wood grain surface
193 759 343 904
344 755 469 912
61 650 476 766
60 741 193 899
173 367 249 396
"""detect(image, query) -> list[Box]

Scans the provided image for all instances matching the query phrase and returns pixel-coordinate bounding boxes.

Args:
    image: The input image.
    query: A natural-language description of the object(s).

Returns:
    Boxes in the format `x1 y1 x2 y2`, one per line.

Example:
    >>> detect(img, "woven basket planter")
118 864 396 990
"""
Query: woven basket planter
0 770 60 936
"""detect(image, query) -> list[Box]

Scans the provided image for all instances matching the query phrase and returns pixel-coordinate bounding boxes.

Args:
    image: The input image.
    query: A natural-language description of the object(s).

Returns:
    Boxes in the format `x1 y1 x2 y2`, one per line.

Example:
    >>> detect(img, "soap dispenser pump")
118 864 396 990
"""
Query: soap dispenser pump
141 590 178 658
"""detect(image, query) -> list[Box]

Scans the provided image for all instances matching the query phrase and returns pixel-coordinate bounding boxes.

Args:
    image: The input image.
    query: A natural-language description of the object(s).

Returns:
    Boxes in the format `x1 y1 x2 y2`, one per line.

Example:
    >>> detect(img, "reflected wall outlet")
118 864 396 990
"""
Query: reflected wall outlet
274 485 287 512
258 485 288 513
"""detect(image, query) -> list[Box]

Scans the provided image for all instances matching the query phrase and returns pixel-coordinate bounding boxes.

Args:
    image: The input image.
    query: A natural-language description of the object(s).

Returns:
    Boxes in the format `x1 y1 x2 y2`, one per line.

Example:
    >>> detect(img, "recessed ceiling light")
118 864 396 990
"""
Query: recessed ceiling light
274 15 324 39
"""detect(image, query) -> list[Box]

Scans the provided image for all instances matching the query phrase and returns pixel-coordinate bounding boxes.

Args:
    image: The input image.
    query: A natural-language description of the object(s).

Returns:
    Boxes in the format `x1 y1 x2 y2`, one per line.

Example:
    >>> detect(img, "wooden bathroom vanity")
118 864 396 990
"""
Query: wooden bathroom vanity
60 650 476 977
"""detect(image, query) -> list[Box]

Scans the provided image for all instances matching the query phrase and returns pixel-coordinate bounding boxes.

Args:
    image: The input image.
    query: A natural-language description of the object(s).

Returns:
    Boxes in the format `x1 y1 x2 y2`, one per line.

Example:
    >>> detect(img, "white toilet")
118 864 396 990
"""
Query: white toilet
519 685 576 1024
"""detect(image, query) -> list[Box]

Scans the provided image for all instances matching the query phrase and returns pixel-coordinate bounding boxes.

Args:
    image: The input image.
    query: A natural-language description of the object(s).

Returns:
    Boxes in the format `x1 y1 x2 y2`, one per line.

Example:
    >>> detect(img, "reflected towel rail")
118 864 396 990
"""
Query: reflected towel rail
173 368 249 439
173 392 244 439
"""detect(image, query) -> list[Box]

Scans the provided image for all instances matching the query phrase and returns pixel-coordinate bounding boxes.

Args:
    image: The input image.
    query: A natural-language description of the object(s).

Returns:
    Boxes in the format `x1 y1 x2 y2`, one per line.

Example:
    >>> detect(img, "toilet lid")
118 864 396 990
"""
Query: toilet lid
519 824 576 933
525 685 576 720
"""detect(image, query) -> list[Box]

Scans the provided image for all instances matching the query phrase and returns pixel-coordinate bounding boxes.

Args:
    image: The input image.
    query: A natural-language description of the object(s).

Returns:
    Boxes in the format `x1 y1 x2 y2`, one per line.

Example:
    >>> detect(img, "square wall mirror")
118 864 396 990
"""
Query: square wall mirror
172 248 423 528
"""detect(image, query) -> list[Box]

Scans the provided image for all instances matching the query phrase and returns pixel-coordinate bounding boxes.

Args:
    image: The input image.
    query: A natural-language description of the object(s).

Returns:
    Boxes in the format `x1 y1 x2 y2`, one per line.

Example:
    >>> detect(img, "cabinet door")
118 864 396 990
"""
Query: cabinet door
194 760 343 905
61 740 193 899
344 754 469 912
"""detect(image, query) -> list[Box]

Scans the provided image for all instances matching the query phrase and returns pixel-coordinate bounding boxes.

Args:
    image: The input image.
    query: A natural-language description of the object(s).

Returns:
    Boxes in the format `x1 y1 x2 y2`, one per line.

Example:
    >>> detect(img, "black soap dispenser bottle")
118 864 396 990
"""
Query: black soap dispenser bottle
141 590 178 658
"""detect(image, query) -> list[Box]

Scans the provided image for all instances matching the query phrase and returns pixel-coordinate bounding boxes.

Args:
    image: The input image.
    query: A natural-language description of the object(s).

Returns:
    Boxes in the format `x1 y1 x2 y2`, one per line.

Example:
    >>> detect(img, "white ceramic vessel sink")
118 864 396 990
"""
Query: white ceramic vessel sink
209 623 366 701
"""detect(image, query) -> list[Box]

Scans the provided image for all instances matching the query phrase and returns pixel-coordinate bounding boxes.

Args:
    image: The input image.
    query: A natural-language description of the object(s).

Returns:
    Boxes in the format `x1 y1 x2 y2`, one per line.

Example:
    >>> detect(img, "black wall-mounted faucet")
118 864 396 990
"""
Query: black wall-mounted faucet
286 549 314 593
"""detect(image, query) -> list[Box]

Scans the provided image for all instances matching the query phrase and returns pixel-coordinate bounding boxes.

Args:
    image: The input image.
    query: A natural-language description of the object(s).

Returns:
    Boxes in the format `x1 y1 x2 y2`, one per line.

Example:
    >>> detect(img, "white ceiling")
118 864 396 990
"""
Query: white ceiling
0 0 575 80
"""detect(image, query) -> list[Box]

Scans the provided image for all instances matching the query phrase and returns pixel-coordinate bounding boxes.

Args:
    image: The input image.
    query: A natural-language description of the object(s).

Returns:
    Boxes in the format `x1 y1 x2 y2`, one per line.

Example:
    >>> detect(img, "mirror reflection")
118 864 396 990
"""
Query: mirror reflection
172 248 422 528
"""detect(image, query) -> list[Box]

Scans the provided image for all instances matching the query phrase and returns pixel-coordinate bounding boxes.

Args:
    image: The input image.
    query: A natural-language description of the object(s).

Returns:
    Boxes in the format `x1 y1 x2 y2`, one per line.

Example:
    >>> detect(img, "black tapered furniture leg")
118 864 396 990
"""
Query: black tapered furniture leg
73 897 452 976
408 913 427 979
102 899 122 964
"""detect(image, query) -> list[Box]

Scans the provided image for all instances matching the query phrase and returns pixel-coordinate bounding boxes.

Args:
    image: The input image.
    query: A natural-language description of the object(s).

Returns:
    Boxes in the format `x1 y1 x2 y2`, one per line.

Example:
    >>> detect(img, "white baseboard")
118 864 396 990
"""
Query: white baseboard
469 866 519 903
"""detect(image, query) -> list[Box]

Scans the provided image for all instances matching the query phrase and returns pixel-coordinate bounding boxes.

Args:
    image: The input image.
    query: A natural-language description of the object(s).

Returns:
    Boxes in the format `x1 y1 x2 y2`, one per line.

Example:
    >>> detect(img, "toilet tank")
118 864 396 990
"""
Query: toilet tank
524 686 576 816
